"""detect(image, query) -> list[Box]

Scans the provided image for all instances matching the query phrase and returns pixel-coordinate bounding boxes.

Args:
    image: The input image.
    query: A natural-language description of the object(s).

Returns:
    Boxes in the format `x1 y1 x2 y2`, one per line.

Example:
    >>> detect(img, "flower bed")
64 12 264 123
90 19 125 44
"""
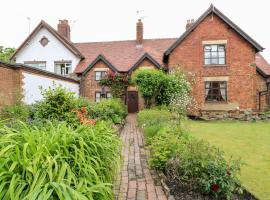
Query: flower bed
137 109 257 200
0 86 127 199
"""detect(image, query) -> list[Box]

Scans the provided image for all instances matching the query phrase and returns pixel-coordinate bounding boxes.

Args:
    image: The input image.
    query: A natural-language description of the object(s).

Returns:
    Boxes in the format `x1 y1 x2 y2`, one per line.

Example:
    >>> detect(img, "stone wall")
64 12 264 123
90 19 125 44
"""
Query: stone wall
200 109 270 121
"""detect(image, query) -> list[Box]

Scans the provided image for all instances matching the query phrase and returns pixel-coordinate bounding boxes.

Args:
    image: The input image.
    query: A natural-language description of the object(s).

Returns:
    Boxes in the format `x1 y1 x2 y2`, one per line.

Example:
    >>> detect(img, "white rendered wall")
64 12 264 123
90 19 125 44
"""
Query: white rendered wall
15 28 80 73
22 72 79 104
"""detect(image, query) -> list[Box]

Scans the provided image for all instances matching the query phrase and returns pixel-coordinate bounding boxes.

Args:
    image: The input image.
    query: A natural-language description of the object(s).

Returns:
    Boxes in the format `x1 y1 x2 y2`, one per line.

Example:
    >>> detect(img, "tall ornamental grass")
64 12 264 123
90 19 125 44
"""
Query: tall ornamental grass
0 121 121 200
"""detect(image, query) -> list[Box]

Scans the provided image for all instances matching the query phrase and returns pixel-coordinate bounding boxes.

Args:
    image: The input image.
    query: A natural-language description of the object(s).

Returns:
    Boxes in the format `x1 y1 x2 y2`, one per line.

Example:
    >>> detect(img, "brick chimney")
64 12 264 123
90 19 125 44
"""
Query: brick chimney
136 19 143 45
57 19 71 40
186 19 194 30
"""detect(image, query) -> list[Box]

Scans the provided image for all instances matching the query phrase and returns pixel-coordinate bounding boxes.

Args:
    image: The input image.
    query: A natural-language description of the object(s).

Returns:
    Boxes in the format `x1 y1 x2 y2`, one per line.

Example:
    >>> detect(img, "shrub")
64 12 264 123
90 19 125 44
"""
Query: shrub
0 121 121 199
0 92 29 123
90 98 127 124
138 109 242 198
31 86 78 124
132 69 166 108
137 108 176 128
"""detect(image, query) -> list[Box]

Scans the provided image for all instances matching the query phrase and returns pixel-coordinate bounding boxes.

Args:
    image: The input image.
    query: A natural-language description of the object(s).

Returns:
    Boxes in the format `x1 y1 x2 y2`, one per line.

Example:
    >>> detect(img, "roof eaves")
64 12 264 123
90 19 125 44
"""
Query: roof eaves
82 54 119 76
10 20 84 61
256 66 269 79
128 53 161 74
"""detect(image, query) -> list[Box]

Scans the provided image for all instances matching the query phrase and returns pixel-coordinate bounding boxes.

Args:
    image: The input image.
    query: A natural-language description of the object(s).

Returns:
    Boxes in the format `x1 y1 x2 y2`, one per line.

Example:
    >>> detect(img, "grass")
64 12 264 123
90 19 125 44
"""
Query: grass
183 120 270 200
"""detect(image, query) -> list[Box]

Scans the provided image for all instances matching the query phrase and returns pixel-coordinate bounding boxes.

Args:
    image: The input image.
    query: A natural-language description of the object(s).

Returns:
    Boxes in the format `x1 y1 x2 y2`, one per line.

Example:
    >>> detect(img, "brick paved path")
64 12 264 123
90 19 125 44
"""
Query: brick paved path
114 114 167 200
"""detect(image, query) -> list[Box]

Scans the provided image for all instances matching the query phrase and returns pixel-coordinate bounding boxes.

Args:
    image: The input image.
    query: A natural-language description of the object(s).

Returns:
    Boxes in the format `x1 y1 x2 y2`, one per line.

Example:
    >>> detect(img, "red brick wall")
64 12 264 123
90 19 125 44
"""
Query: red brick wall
80 61 113 101
0 65 22 107
168 14 258 112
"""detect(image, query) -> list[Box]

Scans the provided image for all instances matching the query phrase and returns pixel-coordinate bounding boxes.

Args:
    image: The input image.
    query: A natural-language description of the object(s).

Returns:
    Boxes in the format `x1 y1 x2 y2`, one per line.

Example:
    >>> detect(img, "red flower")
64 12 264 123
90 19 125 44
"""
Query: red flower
81 106 87 114
211 184 219 192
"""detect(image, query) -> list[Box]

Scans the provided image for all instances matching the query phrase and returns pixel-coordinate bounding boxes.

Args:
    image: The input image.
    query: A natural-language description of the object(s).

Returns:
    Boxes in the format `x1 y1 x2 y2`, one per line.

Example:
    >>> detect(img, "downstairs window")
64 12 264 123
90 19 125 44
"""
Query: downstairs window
205 81 227 102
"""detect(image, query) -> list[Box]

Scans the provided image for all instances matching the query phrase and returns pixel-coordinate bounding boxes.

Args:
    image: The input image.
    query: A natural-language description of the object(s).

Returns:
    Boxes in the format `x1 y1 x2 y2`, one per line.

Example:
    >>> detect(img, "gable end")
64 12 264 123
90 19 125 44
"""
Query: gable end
164 5 264 58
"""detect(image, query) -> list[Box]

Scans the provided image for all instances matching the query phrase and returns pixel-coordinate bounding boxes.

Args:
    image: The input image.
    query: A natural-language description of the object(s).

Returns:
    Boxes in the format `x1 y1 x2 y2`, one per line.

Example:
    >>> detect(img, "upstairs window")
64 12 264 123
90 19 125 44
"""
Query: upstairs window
204 44 225 65
24 61 46 70
55 62 72 76
95 71 107 81
205 81 227 102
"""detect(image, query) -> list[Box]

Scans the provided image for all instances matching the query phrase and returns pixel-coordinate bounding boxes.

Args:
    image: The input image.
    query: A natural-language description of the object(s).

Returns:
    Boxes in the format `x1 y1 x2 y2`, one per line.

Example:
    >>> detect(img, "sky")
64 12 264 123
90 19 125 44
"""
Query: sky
1 0 270 60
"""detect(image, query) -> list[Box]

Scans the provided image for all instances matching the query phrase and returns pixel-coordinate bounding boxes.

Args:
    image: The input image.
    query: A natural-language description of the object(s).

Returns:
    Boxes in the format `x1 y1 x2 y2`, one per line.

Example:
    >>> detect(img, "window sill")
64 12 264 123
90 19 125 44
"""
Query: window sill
203 64 227 68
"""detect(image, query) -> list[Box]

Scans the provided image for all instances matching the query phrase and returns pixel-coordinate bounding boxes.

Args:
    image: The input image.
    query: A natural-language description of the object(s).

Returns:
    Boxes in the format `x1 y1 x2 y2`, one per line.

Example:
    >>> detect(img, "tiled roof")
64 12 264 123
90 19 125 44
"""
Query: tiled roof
74 38 176 73
256 53 270 76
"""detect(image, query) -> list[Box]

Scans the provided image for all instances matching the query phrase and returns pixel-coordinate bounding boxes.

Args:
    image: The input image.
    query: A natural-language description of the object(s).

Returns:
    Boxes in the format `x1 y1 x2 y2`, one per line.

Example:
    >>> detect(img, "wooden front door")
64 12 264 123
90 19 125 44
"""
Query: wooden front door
128 91 139 113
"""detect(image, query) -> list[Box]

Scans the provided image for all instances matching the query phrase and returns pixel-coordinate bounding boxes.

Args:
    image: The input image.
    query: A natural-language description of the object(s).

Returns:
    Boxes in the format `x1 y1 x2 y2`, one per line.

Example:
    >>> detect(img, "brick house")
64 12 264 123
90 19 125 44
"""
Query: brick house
9 5 270 116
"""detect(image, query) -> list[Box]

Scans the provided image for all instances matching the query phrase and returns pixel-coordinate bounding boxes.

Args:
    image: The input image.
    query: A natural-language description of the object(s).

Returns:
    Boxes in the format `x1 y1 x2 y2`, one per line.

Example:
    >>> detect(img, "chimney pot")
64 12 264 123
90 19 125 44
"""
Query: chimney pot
186 19 194 30
57 19 71 40
136 19 143 45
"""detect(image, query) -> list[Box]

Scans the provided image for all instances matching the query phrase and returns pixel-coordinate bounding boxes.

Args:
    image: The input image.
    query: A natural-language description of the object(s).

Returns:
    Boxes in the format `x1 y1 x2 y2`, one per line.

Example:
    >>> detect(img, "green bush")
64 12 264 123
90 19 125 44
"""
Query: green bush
0 121 121 199
0 103 29 122
31 86 78 124
132 69 166 108
137 108 176 128
90 98 127 124
138 109 242 198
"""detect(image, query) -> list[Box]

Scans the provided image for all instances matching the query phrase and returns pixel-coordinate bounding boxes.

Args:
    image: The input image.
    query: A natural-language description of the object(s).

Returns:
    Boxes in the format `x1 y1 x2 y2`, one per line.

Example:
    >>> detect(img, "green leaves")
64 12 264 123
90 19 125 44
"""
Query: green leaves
133 69 166 108
0 122 121 199
138 108 242 198
0 46 15 63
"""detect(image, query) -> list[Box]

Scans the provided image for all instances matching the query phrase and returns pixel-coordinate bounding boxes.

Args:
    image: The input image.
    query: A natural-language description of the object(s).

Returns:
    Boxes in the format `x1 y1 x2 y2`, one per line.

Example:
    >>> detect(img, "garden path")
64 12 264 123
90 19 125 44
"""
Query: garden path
114 114 167 200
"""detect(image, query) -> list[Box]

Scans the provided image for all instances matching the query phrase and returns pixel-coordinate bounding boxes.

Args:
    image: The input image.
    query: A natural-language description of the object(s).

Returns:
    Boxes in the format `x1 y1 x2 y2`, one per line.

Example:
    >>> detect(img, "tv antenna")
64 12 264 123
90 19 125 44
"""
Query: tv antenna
26 17 31 34
136 10 147 20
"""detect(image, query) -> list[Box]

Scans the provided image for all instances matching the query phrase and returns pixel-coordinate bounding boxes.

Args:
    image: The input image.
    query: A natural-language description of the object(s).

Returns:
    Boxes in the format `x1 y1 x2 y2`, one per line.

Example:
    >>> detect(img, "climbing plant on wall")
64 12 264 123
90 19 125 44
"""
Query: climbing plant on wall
99 71 131 98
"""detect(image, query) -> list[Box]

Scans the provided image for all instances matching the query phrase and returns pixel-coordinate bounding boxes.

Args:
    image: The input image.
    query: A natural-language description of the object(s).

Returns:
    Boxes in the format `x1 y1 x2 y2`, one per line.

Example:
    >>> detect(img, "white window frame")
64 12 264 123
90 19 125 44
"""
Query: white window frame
95 71 107 81
54 62 72 76
24 61 46 70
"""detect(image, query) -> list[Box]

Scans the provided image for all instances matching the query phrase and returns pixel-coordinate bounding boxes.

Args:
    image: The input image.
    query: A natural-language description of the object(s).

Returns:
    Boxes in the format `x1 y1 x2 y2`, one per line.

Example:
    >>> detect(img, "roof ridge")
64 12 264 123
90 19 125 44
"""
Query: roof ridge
73 37 177 45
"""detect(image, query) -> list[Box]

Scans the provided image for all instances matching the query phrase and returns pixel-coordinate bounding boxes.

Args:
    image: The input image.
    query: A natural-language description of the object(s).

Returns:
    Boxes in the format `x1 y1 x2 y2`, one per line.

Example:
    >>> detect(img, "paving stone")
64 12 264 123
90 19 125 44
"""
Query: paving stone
115 114 167 200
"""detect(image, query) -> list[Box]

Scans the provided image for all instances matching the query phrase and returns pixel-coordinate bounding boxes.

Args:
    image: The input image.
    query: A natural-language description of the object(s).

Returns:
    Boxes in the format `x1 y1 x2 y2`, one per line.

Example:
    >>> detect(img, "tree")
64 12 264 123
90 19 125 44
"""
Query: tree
132 69 166 108
0 46 15 63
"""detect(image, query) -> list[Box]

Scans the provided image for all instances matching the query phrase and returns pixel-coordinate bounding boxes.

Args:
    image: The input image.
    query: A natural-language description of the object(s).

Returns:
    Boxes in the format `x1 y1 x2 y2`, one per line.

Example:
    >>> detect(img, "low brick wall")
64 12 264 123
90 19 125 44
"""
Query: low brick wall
200 109 270 121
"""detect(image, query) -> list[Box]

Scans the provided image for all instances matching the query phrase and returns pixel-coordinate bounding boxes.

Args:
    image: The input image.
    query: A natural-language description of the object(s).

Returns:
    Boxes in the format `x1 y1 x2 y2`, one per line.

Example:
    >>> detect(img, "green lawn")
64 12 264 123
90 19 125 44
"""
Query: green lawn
183 120 270 200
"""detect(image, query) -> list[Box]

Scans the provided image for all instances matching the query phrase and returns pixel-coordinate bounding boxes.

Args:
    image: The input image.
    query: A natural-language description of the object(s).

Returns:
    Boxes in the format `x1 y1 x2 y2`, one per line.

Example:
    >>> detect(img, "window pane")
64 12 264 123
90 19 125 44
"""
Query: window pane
205 52 211 59
219 51 225 58
95 72 101 80
211 58 218 64
205 59 211 65
211 52 218 58
218 45 225 51
205 81 227 102
211 45 218 51
95 92 101 102
219 58 225 65
204 45 211 51
107 92 112 98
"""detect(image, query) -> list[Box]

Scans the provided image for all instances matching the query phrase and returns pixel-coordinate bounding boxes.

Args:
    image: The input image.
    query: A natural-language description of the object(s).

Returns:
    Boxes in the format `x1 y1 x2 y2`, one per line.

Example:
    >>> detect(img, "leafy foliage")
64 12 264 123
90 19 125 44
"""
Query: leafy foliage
0 92 29 123
99 71 130 98
0 46 15 63
30 85 78 124
133 68 191 114
0 121 121 199
137 109 242 198
90 98 128 124
132 69 166 108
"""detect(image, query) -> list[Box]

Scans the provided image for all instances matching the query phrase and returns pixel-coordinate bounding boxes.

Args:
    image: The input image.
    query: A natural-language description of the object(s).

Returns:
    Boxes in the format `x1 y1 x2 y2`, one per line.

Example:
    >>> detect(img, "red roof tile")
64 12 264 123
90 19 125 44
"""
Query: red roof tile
256 53 270 76
74 38 176 73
